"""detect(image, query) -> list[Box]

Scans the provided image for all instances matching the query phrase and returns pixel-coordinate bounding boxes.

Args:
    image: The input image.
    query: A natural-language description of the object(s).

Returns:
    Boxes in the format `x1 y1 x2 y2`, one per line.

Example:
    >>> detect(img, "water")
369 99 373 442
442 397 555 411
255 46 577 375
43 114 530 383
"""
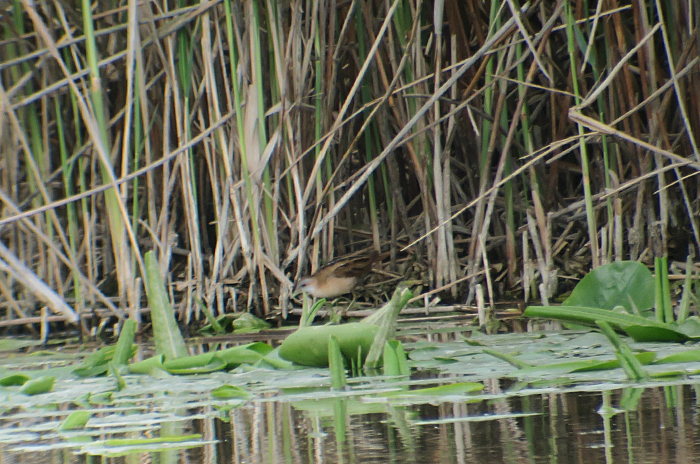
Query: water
3 380 699 463
3 322 700 463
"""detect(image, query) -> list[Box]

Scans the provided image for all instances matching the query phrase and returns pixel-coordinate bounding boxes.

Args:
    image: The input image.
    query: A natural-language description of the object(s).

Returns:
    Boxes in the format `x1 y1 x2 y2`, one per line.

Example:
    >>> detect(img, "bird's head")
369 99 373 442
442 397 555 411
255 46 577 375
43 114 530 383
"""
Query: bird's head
295 276 319 296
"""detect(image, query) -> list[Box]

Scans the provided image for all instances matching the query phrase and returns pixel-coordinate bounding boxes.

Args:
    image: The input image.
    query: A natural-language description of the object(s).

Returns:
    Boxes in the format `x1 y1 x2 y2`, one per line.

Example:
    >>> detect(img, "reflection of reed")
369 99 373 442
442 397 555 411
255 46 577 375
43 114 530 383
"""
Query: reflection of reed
220 385 700 463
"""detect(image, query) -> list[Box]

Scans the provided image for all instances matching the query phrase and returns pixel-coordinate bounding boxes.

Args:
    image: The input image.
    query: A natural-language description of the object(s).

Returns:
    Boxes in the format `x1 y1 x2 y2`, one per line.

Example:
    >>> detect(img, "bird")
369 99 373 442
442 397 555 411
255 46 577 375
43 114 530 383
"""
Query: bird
296 250 388 299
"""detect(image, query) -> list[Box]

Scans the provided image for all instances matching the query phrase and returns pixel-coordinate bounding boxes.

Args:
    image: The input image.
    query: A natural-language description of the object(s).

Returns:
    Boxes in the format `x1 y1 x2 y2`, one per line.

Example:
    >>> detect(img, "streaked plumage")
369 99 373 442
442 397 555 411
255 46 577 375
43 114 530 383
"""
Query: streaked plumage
296 251 388 298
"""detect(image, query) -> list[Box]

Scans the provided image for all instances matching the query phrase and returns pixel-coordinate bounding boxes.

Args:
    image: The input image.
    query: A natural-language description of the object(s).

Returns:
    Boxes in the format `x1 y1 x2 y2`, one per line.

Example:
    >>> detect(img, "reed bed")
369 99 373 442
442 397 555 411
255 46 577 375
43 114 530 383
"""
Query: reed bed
0 0 698 332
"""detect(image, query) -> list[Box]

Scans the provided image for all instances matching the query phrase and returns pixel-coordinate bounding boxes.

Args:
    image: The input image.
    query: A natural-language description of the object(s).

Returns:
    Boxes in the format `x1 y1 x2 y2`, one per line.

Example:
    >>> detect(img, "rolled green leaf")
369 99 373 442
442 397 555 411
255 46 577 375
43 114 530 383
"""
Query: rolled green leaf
364 287 413 370
215 342 273 368
279 323 379 367
20 375 55 395
145 251 189 360
128 355 164 374
59 410 92 431
328 335 347 389
113 319 137 366
0 374 30 386
383 340 409 378
212 385 251 399
597 320 649 380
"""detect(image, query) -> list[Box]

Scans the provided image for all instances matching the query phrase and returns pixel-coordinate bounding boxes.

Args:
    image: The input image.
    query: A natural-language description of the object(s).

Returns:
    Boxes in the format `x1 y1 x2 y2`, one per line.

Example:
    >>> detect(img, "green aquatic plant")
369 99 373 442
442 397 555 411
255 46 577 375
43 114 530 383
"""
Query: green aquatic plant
525 260 700 342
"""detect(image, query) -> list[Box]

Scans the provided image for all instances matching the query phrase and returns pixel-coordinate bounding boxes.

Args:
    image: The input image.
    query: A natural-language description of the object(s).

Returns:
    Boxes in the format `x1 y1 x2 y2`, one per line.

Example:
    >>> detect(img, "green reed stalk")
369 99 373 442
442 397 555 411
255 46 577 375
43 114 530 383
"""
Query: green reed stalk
55 99 83 313
583 0 614 262
251 0 277 260
356 8 380 248
80 0 139 309
11 1 53 282
565 2 599 267
514 40 532 286
313 17 329 226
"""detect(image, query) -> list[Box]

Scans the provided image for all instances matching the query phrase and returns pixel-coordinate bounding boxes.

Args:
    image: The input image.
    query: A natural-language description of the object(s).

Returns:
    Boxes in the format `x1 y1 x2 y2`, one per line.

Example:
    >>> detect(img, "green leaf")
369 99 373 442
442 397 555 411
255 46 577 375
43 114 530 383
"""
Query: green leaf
383 340 409 377
328 335 347 389
0 374 30 386
128 355 164 374
654 350 700 364
215 342 273 368
483 348 533 369
109 363 126 390
563 261 654 312
525 305 669 330
677 317 700 337
113 319 137 366
622 325 689 342
59 410 92 431
572 352 656 372
597 320 649 380
279 323 379 367
364 287 413 370
196 298 225 334
381 382 484 398
103 434 202 446
145 251 189 360
233 313 270 332
20 375 55 395
211 385 251 399
162 353 227 374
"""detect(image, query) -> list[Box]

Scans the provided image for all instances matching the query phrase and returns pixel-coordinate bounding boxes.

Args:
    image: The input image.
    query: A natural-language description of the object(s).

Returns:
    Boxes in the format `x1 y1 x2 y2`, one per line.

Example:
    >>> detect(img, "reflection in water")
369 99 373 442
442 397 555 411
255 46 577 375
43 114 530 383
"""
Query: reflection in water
207 383 700 464
2 383 700 463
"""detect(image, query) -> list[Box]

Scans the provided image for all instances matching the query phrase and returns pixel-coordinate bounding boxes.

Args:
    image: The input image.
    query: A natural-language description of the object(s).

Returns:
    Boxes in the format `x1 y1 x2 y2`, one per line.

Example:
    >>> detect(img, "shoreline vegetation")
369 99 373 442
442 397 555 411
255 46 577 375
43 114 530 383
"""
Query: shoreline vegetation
1 1 698 335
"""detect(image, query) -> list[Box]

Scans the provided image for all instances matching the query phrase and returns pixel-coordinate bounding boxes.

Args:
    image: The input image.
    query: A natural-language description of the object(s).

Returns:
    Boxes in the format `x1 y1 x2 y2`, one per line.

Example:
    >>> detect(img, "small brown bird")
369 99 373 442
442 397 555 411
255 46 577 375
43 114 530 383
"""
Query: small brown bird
296 250 387 299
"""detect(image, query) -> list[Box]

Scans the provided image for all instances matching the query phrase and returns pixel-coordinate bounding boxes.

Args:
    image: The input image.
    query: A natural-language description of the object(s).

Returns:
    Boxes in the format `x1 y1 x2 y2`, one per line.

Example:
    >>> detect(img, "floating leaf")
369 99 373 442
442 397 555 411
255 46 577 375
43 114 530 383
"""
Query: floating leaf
0 374 30 386
211 385 251 399
381 382 484 398
20 375 55 395
279 323 379 367
59 410 92 431
563 261 654 313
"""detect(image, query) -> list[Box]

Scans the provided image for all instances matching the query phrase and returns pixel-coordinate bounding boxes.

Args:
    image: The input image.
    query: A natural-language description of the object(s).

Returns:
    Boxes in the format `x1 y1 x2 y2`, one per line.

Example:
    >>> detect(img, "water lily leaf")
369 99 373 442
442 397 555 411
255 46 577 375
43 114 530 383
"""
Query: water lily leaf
677 317 700 337
279 323 379 367
78 346 116 370
563 261 654 312
260 348 296 370
89 391 114 405
573 351 656 371
73 364 110 378
654 350 700 364
623 325 690 342
0 339 43 351
292 397 387 416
